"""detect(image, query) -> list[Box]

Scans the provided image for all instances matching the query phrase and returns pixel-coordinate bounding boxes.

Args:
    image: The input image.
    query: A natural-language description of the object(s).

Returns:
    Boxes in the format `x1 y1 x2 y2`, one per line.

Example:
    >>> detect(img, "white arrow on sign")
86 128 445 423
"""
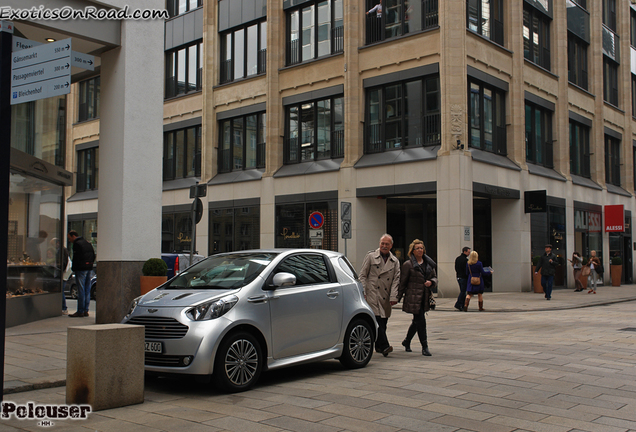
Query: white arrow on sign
14 36 95 71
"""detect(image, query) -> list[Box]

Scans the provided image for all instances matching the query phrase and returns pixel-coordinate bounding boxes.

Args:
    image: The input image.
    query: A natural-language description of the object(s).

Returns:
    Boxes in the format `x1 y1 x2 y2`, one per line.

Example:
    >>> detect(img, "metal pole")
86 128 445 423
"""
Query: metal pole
189 182 198 266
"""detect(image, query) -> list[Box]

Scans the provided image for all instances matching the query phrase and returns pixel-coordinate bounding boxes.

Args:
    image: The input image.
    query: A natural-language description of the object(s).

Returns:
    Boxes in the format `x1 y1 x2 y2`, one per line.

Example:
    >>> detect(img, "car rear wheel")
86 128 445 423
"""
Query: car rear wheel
339 319 373 369
213 332 262 393
69 284 78 299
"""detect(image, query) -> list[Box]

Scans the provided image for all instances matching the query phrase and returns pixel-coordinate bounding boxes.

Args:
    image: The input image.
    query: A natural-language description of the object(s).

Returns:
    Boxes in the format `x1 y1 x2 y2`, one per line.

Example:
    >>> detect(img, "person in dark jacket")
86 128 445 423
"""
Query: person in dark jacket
397 239 437 356
464 251 492 311
453 247 471 311
534 244 558 300
67 230 96 317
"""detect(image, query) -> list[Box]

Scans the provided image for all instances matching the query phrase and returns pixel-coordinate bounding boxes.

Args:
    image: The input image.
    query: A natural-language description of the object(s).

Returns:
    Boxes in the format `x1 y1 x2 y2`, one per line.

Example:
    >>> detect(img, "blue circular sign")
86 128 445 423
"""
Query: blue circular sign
309 211 324 229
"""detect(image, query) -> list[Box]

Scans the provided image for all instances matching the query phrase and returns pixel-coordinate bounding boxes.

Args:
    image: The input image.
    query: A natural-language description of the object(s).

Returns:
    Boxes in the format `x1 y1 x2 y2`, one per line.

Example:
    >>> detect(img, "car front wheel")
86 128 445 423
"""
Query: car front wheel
339 318 373 369
213 332 262 393
69 284 78 299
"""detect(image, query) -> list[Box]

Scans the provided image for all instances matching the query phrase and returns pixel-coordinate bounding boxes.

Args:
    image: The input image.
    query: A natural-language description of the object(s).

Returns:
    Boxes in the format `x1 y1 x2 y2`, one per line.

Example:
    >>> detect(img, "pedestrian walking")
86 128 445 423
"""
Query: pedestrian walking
397 239 436 356
534 244 557 300
453 246 470 311
568 252 584 292
587 250 601 294
359 233 400 357
67 230 95 317
464 251 492 311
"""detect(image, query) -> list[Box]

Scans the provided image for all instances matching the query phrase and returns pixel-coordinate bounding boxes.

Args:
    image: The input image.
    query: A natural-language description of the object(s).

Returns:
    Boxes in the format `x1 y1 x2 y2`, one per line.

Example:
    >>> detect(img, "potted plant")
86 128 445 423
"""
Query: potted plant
140 258 168 295
610 256 622 287
532 256 543 293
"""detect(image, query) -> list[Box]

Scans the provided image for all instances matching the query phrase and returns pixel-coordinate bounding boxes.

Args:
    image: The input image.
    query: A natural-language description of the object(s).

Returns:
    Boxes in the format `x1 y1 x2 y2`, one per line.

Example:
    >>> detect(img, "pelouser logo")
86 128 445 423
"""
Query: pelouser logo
1 401 91 422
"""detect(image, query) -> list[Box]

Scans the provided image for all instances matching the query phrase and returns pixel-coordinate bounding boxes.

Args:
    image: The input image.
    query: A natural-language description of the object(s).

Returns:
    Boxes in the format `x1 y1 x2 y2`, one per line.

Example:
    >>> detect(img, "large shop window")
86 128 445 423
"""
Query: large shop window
569 120 590 178
574 208 602 260
76 147 99 192
466 0 504 46
78 76 100 122
275 202 337 251
525 102 553 168
209 206 260 253
604 134 621 186
11 95 66 167
285 96 344 163
162 212 193 253
164 125 202 181
219 113 266 172
67 217 98 259
603 57 619 107
8 171 64 297
568 32 588 90
165 41 203 98
286 0 343 66
468 79 506 155
531 205 566 286
365 0 438 45
220 20 267 84
523 4 550 70
167 0 202 18
365 75 440 154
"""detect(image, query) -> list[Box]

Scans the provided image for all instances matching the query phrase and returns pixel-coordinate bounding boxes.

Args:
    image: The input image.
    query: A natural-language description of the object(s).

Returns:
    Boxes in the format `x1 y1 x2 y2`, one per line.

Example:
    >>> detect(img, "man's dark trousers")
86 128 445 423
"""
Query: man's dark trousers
375 317 389 352
541 275 554 299
454 278 467 310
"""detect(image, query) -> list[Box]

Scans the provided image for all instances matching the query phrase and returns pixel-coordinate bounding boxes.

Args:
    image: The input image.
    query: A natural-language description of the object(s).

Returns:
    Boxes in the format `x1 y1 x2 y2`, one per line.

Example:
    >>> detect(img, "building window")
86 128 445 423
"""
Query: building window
162 212 193 253
209 206 260 253
632 74 636 118
569 120 590 178
285 96 344 163
76 147 98 192
163 125 201 181
468 79 506 155
523 5 550 70
365 0 438 44
633 147 636 191
525 102 552 168
220 20 267 84
568 32 588 90
603 57 619 107
631 8 636 47
219 112 266 173
365 75 440 154
275 201 337 250
286 0 344 66
165 41 203 98
605 135 621 186
466 0 504 46
78 76 100 122
167 0 202 18
603 0 616 33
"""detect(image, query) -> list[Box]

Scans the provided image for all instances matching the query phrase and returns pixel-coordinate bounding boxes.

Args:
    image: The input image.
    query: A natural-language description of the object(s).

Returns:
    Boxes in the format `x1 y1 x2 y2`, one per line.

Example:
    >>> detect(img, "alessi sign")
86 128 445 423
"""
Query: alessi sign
604 204 624 232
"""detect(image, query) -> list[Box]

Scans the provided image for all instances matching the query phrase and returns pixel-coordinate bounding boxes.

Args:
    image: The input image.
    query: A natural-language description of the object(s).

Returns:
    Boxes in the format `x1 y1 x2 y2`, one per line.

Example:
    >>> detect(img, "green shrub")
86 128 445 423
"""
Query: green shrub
142 258 168 276
611 256 623 266
532 256 541 266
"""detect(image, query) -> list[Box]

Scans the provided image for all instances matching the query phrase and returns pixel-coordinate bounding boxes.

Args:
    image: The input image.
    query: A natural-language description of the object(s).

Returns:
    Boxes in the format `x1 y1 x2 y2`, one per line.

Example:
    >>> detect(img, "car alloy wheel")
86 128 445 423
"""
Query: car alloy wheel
70 285 78 299
339 319 373 369
213 331 262 392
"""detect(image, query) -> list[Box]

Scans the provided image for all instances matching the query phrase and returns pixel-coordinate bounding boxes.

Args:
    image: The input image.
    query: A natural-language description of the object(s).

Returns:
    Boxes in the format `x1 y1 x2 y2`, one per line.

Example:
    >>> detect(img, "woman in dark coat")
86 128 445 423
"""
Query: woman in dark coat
464 250 493 312
397 239 437 356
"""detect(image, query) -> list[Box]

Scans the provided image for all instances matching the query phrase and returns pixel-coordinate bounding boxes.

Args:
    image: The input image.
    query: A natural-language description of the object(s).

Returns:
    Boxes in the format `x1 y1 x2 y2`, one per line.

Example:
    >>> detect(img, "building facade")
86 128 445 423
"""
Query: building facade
65 0 636 297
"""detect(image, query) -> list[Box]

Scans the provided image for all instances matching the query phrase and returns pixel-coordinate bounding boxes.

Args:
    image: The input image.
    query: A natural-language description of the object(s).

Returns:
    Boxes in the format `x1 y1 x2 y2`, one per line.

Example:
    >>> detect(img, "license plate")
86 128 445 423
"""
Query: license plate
145 341 162 353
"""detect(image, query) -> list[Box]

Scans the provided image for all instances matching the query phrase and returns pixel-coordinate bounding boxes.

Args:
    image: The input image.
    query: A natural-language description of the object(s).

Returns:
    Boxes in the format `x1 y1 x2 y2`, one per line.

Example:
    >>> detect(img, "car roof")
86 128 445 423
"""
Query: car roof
210 249 342 258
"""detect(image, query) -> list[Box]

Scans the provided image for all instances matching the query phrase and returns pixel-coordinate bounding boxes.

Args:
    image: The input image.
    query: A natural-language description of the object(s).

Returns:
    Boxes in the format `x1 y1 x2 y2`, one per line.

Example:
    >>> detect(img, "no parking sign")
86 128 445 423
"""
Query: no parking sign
308 211 324 229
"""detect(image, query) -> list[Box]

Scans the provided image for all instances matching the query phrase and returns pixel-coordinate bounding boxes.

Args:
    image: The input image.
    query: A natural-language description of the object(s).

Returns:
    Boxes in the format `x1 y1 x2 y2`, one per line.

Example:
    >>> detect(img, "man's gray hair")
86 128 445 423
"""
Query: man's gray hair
380 233 393 243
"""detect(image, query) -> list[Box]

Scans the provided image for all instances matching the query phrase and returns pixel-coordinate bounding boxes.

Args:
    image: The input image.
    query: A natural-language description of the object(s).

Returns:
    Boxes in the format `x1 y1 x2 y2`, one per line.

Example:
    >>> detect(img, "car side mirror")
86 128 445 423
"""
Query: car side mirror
272 272 296 288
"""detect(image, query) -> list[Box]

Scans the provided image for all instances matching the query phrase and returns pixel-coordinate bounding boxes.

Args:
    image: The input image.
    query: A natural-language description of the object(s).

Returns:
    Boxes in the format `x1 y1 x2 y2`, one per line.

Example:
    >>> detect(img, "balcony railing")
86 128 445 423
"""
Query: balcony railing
332 129 344 158
287 39 301 66
332 26 344 53
424 112 441 146
220 59 233 84
256 142 266 168
366 0 438 45
258 49 267 74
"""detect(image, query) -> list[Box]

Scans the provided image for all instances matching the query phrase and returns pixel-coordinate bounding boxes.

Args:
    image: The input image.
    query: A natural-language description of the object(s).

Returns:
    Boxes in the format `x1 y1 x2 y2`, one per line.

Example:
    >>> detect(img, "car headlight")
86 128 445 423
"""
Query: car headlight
186 295 238 321
125 296 142 319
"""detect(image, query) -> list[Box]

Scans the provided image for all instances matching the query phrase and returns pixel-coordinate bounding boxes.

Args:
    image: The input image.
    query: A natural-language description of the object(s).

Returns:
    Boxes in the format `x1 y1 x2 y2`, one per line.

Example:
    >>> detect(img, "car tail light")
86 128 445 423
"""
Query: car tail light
174 256 179 275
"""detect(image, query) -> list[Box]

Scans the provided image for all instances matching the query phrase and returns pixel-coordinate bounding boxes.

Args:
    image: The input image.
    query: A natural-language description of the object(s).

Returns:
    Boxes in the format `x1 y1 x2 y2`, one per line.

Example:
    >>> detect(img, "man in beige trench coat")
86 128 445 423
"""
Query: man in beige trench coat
359 234 400 357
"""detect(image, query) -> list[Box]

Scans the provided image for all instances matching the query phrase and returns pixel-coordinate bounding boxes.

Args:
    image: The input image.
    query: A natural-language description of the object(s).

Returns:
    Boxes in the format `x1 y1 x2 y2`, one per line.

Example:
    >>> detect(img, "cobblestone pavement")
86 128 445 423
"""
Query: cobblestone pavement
2 288 636 431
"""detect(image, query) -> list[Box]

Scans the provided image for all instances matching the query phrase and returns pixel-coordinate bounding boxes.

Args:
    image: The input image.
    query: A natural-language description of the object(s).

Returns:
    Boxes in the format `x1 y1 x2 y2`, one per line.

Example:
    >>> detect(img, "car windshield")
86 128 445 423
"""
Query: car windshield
163 252 278 290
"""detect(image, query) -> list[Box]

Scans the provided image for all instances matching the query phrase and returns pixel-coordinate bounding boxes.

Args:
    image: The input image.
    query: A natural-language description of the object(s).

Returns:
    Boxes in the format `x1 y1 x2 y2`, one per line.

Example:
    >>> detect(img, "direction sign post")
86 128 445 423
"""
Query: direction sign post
340 202 352 255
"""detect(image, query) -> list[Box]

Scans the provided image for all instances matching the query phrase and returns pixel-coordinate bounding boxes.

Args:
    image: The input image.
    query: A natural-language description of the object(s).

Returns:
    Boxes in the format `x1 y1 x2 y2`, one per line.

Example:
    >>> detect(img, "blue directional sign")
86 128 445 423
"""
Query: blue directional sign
309 211 324 229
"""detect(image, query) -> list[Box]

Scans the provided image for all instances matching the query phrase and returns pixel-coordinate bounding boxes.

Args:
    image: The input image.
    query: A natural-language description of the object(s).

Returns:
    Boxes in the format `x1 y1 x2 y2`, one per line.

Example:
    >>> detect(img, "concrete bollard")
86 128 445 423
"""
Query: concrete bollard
66 324 144 411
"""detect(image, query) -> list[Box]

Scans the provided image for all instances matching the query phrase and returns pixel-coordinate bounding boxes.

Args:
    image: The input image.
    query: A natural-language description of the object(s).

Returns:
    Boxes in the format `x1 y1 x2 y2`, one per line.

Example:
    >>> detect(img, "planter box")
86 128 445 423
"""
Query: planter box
140 276 167 295
532 266 543 293
611 265 622 287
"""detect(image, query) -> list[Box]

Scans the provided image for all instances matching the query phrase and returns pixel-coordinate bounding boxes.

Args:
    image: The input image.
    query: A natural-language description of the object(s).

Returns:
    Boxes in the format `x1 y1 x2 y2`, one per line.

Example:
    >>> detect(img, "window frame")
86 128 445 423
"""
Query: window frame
604 134 621 186
523 4 551 71
165 40 203 99
569 120 590 178
285 95 344 163
603 56 619 107
163 125 202 181
602 0 617 33
78 76 100 122
468 78 507 155
466 0 504 46
220 19 267 84
568 32 588 90
364 0 439 45
218 112 266 173
166 0 202 18
525 101 553 168
274 253 333 286
286 0 344 66
76 147 99 192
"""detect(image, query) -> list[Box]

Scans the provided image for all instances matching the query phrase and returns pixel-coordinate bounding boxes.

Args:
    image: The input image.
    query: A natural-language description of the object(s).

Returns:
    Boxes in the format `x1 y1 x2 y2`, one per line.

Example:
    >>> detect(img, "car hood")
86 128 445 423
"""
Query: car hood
138 289 238 307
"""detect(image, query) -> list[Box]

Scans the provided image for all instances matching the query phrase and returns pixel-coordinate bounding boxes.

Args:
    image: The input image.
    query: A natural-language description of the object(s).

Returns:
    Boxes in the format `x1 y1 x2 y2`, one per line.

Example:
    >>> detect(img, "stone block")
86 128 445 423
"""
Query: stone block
66 324 144 411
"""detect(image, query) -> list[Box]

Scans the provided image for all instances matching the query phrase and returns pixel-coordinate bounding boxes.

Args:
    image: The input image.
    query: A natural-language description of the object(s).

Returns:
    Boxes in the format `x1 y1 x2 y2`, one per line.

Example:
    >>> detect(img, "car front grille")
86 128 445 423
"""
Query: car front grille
145 353 184 367
127 316 189 339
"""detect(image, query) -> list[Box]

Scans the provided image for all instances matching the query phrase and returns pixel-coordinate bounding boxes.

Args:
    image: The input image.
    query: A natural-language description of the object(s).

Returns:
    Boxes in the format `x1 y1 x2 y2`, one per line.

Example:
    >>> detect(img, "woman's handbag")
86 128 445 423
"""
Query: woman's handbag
581 265 591 277
428 292 436 310
468 266 480 285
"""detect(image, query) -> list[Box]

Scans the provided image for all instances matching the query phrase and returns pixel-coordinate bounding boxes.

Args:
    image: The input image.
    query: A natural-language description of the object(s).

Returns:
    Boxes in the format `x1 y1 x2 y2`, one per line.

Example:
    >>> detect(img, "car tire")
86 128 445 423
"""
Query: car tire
339 318 374 369
212 331 262 393
70 284 78 299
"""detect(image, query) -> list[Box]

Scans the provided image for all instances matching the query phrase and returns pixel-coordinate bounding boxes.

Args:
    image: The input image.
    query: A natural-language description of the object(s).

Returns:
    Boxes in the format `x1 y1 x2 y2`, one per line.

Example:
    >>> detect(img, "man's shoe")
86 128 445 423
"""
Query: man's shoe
454 305 462 311
401 340 412 352
382 346 393 357
68 312 84 318
422 347 432 356
84 312 89 317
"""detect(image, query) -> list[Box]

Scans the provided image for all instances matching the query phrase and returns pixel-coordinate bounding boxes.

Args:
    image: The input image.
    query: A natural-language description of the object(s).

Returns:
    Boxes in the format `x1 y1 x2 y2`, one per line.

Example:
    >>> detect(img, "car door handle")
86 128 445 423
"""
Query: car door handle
327 290 339 299
247 295 268 304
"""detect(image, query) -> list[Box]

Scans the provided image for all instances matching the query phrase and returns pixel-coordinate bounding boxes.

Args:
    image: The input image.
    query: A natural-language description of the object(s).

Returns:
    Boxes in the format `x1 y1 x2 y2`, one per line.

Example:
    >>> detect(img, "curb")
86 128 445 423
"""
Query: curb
3 380 66 395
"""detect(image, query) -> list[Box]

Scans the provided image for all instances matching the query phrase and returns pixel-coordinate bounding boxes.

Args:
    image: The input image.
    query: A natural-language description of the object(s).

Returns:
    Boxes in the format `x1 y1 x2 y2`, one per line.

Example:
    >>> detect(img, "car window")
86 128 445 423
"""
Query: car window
338 257 358 280
277 254 330 286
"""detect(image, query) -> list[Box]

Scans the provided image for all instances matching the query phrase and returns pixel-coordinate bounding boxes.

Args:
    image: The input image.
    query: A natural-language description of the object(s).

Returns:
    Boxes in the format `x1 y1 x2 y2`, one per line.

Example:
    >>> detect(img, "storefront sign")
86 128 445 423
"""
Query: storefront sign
524 190 547 213
604 204 624 232
574 210 587 230
588 212 602 233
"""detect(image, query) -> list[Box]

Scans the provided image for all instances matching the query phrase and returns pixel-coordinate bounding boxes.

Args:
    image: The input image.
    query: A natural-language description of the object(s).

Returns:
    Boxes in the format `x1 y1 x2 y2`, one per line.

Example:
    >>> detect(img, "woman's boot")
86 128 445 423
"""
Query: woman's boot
479 301 484 311
463 298 470 312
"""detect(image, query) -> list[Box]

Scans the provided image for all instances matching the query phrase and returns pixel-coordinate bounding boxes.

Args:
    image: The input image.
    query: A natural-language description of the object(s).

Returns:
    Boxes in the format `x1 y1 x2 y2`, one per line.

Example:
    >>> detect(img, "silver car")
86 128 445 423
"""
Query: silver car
122 249 377 392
